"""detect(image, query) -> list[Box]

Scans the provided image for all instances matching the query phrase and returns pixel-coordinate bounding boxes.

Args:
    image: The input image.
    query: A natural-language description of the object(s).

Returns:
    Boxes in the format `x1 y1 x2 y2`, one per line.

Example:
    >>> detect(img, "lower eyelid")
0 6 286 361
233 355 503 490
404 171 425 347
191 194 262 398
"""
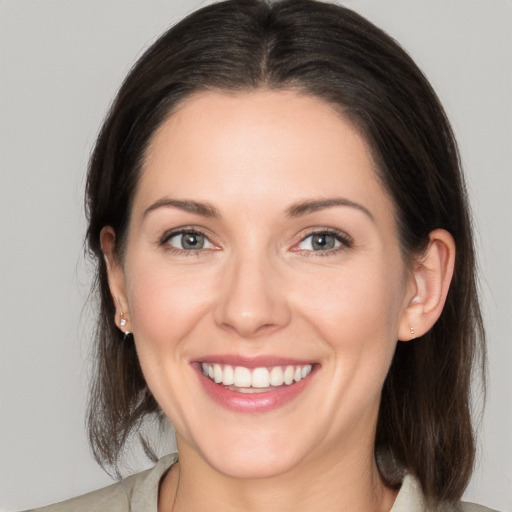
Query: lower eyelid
159 228 351 253
294 231 352 251
162 230 202 245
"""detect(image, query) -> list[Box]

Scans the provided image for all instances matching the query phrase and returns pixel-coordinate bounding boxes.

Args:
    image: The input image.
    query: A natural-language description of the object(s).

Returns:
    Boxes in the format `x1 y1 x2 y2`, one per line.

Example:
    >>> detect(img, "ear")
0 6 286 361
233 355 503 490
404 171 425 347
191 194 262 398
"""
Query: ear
397 229 456 341
100 226 131 333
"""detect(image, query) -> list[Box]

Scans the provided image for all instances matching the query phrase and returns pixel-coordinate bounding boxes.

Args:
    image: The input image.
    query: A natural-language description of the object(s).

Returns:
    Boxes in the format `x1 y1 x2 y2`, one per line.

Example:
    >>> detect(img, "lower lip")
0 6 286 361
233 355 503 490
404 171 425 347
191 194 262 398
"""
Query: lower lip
195 365 316 413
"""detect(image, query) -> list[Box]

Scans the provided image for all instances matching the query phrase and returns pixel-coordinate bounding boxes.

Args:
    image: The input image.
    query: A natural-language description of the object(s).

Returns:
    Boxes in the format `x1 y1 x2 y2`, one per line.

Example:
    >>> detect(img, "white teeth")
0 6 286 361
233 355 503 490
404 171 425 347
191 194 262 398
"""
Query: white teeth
201 362 313 390
213 364 223 383
252 367 270 388
233 366 252 387
269 366 284 386
222 365 234 385
301 364 312 378
284 365 294 385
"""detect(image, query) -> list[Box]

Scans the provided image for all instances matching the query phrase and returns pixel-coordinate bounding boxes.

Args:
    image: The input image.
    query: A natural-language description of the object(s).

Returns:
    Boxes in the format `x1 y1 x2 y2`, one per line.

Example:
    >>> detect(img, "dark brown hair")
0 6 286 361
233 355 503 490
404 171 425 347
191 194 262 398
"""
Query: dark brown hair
85 0 485 502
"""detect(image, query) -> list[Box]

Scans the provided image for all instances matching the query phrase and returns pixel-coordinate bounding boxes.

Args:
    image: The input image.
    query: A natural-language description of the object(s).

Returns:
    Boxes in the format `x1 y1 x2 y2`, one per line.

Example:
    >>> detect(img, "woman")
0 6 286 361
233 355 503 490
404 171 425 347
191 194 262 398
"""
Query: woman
27 0 495 510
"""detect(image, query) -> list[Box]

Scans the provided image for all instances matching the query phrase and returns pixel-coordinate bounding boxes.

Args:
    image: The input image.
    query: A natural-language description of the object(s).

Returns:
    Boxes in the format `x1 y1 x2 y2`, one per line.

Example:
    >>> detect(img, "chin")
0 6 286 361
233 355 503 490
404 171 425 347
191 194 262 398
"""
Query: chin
192 429 309 480
207 450 303 480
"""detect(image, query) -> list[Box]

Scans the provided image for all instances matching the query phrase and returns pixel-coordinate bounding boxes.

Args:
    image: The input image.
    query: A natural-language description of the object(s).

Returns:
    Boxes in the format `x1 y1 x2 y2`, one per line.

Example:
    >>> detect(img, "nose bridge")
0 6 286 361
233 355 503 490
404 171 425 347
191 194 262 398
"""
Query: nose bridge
214 244 290 338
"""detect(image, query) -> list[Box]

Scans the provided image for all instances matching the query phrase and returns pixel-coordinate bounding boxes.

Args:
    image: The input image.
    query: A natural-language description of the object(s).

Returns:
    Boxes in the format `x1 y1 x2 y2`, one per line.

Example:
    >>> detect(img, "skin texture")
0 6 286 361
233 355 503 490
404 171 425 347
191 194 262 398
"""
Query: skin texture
102 90 455 512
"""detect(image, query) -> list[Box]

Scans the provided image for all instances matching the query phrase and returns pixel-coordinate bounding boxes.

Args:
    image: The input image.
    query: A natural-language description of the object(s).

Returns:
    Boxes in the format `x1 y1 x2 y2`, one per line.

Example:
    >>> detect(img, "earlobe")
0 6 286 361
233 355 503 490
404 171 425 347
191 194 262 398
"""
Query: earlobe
100 226 131 333
398 229 456 341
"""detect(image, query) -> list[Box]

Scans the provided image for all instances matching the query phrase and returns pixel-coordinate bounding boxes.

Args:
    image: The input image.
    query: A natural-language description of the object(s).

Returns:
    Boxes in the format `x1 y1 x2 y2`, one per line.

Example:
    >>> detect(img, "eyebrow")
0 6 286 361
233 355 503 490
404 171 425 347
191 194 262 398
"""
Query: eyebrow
143 198 220 218
285 198 374 221
143 197 374 221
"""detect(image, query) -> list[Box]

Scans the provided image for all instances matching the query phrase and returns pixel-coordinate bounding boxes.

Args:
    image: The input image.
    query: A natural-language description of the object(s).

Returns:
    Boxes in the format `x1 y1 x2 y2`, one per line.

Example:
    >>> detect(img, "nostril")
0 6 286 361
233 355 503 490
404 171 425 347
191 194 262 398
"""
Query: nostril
217 317 282 339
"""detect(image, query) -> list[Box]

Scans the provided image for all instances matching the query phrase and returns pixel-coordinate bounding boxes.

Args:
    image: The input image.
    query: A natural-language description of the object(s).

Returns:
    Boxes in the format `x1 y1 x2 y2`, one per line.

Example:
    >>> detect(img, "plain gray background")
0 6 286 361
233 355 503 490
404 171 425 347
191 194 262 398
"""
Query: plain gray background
0 1 511 510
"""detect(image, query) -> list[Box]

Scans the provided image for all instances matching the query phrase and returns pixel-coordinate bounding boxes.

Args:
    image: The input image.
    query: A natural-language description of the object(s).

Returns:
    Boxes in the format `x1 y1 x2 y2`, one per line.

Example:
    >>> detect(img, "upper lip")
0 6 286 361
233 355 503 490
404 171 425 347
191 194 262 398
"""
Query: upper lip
194 354 316 368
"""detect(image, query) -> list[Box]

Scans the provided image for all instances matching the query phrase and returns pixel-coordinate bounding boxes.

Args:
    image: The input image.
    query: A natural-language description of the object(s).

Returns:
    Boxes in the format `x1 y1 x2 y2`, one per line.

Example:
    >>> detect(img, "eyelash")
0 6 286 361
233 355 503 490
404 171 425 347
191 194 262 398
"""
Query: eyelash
160 228 218 256
159 227 353 256
292 228 353 256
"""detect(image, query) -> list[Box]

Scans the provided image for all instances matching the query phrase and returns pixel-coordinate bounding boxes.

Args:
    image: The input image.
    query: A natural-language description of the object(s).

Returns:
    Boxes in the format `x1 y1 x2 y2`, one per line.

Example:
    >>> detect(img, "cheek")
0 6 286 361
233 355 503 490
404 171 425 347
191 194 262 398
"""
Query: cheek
124 257 218 358
293 260 406 341
121 257 221 426
292 257 406 392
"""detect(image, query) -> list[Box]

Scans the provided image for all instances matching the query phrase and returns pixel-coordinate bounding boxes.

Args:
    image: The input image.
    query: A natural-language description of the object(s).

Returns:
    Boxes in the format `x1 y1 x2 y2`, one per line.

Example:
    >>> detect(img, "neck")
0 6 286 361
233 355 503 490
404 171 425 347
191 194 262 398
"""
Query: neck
159 435 398 512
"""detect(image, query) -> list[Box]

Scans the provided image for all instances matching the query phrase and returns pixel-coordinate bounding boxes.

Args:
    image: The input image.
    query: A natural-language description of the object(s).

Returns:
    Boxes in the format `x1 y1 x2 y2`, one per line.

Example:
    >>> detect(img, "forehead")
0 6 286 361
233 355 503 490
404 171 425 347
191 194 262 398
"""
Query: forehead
135 89 394 225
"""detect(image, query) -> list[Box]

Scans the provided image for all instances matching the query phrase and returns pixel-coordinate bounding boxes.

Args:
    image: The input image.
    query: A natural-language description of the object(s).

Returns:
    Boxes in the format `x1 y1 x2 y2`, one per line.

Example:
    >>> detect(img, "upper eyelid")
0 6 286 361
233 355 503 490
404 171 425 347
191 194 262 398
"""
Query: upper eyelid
293 228 353 253
161 226 215 242
160 228 219 254
296 227 353 244
158 226 353 249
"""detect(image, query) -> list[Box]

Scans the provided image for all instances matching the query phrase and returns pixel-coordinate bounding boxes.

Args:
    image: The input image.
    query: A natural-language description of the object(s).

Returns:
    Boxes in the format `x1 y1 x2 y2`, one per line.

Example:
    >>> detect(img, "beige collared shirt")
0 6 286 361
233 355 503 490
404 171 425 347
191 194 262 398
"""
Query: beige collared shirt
26 453 497 512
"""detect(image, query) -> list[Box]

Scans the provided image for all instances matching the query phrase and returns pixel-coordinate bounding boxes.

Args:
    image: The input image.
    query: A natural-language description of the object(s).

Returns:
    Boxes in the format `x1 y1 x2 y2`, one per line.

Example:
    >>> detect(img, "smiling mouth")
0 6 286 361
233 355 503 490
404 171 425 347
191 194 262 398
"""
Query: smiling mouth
201 363 313 393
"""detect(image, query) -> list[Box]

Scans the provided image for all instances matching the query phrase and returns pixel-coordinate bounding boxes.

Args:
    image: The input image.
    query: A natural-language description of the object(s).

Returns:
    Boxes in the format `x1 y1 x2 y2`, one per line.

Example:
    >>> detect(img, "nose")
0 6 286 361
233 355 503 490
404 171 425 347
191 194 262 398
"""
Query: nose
213 251 291 339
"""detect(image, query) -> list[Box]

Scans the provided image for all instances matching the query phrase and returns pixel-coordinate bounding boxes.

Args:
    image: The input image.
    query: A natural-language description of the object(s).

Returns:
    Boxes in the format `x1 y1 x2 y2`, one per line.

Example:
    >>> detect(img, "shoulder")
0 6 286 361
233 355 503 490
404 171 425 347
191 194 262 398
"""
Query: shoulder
22 454 178 512
392 474 499 512
23 478 133 512
460 504 499 512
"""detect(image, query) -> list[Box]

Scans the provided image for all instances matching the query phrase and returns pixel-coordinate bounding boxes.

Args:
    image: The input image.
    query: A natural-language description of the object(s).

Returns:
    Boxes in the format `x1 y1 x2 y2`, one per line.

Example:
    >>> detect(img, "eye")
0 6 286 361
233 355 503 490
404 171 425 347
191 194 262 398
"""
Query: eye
295 230 351 253
164 230 215 251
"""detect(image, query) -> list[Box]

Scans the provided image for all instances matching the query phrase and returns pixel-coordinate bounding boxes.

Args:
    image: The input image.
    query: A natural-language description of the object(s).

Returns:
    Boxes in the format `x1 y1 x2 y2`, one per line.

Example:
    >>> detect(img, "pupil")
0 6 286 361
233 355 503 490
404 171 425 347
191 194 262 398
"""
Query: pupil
312 234 334 250
183 233 204 249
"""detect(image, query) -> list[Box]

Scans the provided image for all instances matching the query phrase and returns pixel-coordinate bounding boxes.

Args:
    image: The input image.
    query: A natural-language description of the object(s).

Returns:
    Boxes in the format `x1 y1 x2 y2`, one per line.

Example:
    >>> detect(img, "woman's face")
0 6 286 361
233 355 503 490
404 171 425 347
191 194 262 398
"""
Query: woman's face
111 90 416 479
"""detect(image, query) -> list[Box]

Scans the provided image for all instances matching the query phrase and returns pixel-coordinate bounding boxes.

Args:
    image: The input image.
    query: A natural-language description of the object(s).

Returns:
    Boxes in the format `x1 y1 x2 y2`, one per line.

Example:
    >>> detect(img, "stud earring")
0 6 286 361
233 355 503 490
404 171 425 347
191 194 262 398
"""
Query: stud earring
410 326 415 336
119 311 127 328
116 301 132 339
